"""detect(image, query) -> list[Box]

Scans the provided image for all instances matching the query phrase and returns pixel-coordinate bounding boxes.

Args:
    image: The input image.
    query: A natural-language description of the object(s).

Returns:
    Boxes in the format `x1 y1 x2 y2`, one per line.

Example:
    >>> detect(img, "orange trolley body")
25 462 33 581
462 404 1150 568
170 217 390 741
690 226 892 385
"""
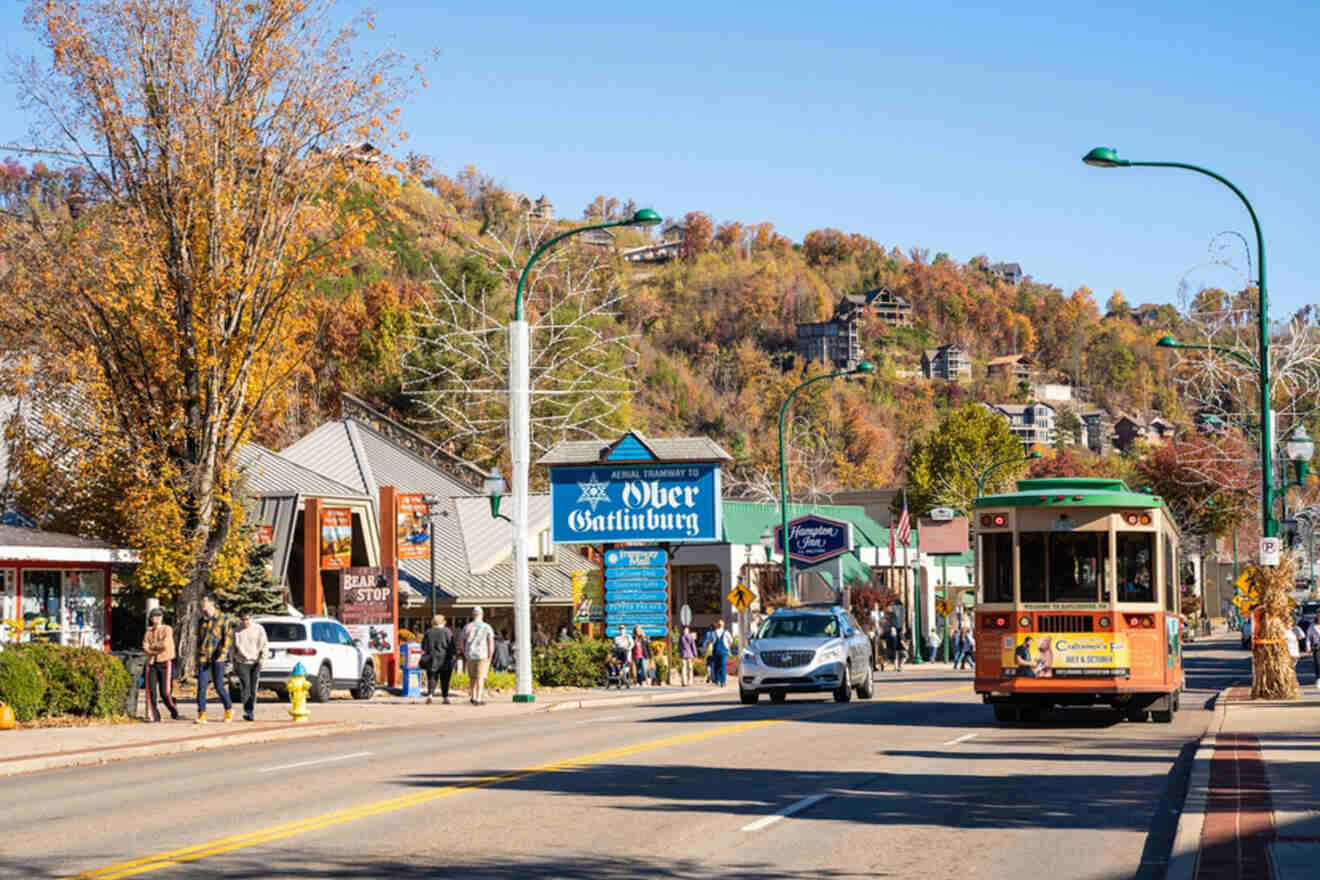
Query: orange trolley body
971 478 1184 723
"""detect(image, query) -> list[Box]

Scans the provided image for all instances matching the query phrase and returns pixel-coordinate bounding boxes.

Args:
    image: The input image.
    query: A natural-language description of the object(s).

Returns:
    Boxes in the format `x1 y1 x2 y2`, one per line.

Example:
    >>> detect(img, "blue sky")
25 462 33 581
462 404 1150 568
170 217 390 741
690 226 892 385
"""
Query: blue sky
3 1 1316 317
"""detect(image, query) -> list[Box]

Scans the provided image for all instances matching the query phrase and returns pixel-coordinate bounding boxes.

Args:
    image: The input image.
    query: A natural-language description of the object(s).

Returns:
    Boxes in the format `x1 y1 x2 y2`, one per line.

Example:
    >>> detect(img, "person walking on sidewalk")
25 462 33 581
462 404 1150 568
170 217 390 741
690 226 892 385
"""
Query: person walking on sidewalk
1307 622 1320 688
142 607 179 722
894 624 908 672
925 627 940 663
459 606 495 705
229 611 268 722
679 626 698 686
195 592 234 723
705 619 732 687
420 615 457 704
631 625 651 686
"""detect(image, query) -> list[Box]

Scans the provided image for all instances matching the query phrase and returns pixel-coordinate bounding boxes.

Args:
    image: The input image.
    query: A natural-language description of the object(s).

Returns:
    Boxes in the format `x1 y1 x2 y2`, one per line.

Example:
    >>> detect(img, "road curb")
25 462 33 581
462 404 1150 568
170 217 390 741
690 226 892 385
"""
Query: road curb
1165 688 1229 880
541 687 714 713
0 720 361 778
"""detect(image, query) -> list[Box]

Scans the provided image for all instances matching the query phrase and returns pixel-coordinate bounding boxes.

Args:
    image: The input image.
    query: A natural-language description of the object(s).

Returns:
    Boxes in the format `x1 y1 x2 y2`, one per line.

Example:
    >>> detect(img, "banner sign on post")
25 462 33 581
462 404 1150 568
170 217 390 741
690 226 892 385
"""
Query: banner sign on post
340 566 395 654
320 508 352 570
604 548 669 637
571 570 605 624
255 524 275 579
549 464 720 544
396 493 431 560
776 514 852 565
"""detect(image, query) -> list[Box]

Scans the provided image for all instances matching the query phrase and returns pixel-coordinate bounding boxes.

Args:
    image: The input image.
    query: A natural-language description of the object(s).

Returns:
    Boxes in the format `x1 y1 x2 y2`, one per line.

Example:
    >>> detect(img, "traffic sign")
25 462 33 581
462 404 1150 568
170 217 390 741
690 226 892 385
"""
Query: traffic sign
727 583 754 611
1261 537 1281 566
936 599 953 617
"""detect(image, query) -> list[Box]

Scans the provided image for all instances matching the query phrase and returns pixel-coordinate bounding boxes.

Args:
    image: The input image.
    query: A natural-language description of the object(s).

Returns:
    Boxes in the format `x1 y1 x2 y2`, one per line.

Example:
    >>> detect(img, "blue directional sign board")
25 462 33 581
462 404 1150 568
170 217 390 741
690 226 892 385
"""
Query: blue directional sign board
549 463 720 544
604 547 669 638
776 514 853 565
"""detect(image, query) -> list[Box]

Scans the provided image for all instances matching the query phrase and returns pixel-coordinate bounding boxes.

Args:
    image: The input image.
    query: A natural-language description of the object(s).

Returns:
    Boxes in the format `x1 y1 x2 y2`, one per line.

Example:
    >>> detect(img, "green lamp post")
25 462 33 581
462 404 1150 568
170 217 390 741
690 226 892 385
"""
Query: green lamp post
504 208 662 702
777 360 875 599
1085 147 1275 538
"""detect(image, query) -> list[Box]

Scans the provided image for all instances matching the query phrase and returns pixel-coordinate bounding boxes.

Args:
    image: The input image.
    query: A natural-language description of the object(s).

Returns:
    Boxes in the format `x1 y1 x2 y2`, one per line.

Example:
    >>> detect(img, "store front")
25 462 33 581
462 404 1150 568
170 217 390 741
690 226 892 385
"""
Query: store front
0 525 137 649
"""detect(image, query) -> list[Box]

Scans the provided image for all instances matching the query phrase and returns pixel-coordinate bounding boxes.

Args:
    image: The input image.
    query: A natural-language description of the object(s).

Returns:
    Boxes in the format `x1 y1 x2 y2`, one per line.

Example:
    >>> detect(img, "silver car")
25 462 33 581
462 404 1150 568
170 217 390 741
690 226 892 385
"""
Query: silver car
738 605 874 704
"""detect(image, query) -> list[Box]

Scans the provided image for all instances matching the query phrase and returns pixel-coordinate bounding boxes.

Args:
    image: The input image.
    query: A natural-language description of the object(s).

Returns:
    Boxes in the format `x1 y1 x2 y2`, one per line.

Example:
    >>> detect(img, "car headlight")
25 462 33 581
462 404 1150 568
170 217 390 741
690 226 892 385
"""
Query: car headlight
741 648 758 662
817 644 844 663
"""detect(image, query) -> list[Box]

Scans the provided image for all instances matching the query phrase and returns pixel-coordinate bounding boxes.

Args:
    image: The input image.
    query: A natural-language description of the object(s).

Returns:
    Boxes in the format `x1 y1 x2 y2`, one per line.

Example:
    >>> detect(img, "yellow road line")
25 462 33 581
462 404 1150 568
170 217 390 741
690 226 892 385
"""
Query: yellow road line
67 685 965 879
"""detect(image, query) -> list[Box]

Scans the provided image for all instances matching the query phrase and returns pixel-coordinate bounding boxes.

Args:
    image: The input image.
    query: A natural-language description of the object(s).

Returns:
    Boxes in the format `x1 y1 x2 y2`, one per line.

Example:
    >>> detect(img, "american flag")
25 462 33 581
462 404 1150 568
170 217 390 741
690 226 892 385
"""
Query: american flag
895 496 911 547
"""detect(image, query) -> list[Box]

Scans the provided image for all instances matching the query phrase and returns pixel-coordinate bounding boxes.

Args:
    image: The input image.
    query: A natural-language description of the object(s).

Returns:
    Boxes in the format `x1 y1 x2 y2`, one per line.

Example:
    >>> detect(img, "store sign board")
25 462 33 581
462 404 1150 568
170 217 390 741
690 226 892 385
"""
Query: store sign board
604 547 669 637
776 514 852 564
340 566 395 654
571 570 605 624
549 464 720 544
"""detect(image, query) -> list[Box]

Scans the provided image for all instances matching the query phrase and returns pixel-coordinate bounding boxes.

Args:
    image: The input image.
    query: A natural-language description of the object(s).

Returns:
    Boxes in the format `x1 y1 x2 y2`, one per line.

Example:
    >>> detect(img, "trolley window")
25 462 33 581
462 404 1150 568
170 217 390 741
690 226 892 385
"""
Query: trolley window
981 532 1014 603
1048 531 1107 602
1019 533 1046 602
1116 533 1155 603
1164 534 1177 612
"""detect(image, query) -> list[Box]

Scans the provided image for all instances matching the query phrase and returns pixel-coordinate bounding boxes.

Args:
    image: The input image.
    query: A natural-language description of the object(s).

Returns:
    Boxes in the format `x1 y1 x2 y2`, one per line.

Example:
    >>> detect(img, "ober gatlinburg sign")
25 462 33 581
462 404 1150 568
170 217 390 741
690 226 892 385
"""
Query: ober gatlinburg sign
542 432 730 545
777 514 853 565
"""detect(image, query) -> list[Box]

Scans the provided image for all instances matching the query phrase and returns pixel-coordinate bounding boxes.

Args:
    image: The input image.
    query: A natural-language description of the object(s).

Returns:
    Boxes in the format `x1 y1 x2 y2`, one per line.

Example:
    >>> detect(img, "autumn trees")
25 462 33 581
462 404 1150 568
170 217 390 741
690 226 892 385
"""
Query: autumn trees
1 0 418 673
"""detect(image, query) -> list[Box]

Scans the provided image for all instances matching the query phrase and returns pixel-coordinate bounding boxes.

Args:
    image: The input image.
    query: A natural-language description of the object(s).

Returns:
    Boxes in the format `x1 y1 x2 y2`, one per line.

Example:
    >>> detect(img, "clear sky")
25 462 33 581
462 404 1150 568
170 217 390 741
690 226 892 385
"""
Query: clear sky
3 1 1316 317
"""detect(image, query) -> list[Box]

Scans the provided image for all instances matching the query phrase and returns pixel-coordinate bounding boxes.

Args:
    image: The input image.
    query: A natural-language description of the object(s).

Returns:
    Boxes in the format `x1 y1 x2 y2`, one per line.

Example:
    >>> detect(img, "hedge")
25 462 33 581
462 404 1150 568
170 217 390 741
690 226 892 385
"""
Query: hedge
0 650 46 722
1 642 132 720
532 639 611 687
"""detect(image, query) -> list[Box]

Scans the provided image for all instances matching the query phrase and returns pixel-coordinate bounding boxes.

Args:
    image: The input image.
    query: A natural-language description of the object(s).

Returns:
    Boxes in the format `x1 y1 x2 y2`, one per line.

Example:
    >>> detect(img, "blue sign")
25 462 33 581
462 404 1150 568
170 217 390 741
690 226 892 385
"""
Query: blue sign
550 464 721 544
604 546 669 637
776 514 853 565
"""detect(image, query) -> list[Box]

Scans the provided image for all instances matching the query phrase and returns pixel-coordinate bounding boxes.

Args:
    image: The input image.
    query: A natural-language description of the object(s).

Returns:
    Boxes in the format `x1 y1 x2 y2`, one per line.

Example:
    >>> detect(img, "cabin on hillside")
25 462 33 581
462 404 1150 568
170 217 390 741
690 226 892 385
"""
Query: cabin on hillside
920 344 971 380
990 262 1023 284
983 401 1056 448
796 318 862 371
986 353 1034 383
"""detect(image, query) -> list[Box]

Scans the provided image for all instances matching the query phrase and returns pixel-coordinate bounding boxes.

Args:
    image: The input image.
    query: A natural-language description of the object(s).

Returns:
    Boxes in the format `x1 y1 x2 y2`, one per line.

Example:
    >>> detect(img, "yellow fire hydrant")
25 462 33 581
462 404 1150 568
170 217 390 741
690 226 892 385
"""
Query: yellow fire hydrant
288 662 311 723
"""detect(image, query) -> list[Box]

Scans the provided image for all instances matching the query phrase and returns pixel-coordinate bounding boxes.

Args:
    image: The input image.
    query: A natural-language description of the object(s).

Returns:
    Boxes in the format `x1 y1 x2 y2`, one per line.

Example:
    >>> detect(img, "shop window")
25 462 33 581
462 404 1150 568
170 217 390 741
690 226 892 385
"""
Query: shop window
684 569 723 615
21 570 63 642
0 569 15 641
65 570 106 648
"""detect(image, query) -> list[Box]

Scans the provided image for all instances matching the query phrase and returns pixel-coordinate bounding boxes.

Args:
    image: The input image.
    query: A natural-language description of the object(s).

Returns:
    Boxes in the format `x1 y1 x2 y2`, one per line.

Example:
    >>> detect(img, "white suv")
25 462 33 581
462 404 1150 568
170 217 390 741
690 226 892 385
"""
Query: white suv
255 615 376 702
738 605 874 704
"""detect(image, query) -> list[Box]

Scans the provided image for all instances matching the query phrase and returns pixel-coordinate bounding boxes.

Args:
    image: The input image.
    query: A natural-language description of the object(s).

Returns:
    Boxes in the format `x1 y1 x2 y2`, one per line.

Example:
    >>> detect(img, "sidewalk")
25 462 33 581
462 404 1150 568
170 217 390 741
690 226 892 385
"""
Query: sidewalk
0 681 724 777
1169 672 1320 880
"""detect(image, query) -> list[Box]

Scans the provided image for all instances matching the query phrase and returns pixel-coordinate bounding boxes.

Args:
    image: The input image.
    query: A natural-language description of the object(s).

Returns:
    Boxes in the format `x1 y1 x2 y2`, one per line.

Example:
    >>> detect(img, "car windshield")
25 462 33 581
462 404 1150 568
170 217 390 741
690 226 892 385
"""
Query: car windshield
1302 602 1320 616
757 615 838 639
261 622 305 642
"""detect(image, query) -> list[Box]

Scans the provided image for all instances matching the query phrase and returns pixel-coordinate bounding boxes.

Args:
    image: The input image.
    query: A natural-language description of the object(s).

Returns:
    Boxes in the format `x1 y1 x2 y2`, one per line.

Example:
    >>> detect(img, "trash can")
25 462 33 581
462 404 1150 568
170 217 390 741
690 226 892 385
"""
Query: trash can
111 650 147 718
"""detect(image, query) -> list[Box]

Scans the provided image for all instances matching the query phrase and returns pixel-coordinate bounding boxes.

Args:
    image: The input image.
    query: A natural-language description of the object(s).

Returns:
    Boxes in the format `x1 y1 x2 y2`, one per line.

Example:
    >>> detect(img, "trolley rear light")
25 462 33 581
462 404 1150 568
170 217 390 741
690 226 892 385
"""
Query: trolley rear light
1125 615 1155 628
994 514 1006 526
1125 513 1139 525
287 647 317 655
1018 615 1031 628
1098 616 1111 628
981 515 991 526
1140 513 1152 525
982 615 1009 629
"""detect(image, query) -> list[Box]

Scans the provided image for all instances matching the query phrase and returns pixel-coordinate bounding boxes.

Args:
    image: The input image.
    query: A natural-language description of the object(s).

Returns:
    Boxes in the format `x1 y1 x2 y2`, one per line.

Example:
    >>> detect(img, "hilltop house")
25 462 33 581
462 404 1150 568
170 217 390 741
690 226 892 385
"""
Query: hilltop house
796 318 861 370
986 353 1034 383
1082 411 1113 455
991 262 1023 284
921 344 971 380
866 288 913 327
516 194 554 220
984 401 1056 448
622 218 685 264
1112 414 1176 453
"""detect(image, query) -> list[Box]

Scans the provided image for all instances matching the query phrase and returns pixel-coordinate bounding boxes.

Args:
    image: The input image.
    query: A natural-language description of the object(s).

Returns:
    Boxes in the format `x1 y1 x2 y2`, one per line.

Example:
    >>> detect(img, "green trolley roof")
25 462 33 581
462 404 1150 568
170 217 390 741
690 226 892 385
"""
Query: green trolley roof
973 477 1164 511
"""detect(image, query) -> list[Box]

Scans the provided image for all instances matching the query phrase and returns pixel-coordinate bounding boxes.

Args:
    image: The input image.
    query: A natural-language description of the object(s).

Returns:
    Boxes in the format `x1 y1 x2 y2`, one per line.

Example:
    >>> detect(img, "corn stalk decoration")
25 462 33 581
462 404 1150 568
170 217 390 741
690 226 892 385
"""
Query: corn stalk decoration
1238 555 1300 700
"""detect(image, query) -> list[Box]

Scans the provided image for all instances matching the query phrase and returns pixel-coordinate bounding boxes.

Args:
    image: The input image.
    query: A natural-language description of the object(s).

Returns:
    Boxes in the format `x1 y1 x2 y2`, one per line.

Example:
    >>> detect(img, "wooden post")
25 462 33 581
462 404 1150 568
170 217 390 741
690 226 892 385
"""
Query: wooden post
303 498 323 615
379 486 399 687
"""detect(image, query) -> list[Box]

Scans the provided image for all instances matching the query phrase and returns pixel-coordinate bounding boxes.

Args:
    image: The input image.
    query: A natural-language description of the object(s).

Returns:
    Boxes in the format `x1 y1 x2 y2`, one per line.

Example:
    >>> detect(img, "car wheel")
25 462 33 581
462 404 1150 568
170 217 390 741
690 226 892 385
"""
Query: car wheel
739 687 759 705
993 704 1016 723
857 668 874 699
351 663 375 700
1126 707 1149 723
769 690 787 704
834 665 852 703
310 663 333 703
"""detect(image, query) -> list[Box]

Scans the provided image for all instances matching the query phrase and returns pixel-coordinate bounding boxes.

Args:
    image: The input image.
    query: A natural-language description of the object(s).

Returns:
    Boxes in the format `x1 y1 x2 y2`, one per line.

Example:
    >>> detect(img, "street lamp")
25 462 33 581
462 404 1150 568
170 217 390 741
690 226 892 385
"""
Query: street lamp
1085 147 1275 537
422 495 443 621
505 207 662 703
976 450 1042 501
777 361 875 598
483 467 510 523
1284 425 1314 488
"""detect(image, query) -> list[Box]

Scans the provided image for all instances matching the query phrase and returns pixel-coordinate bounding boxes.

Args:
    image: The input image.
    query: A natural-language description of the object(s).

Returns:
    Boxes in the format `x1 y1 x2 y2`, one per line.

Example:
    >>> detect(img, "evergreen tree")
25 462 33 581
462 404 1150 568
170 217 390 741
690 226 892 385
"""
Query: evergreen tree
219 529 285 616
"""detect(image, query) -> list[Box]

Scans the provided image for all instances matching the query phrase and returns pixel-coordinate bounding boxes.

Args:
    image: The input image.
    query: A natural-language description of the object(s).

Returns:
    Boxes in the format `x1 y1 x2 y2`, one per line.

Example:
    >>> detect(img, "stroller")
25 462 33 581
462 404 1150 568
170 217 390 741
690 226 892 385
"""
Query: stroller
605 645 633 689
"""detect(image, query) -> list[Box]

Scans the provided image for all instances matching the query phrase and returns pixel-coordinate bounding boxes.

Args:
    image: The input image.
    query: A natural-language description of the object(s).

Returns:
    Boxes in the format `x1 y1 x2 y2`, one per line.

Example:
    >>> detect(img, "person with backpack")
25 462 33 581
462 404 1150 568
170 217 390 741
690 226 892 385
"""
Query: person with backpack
420 614 457 704
459 607 495 705
705 619 732 687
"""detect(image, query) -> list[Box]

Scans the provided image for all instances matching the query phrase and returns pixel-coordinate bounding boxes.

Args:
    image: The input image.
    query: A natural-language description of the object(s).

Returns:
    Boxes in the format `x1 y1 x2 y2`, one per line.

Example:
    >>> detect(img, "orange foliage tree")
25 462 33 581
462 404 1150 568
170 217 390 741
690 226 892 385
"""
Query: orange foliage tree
1 0 418 674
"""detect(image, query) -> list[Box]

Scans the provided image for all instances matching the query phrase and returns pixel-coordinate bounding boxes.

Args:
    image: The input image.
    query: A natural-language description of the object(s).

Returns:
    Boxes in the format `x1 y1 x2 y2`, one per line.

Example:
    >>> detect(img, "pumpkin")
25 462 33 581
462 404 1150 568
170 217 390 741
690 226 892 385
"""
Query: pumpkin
0 702 16 731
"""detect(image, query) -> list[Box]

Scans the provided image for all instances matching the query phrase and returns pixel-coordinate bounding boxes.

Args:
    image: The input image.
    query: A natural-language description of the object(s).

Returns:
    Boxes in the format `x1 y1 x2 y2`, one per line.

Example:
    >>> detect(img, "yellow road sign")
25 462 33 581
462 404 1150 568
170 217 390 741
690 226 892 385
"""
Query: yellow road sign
935 599 953 617
727 583 754 611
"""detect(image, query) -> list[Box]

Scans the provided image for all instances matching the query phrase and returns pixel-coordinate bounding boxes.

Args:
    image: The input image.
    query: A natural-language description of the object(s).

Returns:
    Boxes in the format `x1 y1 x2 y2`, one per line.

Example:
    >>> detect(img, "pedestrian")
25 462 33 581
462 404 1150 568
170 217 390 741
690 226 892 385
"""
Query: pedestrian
705 618 732 687
883 615 898 670
1286 622 1302 669
1307 621 1320 688
925 626 940 663
894 623 907 672
631 625 651 685
679 625 698 686
420 614 457 704
962 628 976 669
557 625 573 643
491 630 512 673
195 592 234 723
229 610 268 722
459 606 495 705
532 624 549 651
142 607 179 722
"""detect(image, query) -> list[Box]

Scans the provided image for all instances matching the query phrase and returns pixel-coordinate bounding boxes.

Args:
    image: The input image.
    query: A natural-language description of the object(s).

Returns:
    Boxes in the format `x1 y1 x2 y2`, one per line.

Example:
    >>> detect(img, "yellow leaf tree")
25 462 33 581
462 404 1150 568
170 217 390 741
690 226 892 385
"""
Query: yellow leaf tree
1 0 417 673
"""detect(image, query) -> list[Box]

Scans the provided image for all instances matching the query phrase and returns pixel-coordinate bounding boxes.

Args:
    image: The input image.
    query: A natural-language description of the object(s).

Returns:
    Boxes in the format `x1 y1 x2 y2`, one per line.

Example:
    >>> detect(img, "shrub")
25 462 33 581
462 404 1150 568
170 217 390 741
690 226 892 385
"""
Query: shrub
0 650 46 722
692 659 708 680
532 639 611 687
398 629 417 644
9 642 131 718
449 669 518 692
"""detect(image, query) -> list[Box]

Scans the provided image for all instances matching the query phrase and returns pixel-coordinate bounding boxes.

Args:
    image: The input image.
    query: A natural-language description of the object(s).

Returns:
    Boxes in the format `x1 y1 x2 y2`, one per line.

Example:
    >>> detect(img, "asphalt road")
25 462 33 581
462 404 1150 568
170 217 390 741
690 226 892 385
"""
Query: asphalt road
10 634 1249 880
